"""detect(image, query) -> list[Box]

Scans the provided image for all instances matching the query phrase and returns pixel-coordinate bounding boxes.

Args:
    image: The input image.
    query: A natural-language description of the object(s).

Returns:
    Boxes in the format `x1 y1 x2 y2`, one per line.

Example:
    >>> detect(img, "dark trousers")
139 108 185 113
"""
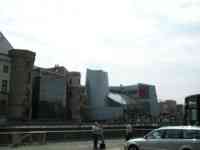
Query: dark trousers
126 132 132 141
93 134 98 149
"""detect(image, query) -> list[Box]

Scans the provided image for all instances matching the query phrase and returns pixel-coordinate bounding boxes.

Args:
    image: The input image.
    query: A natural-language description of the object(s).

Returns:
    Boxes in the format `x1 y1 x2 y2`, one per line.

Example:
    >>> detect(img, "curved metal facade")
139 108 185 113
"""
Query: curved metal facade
86 69 109 107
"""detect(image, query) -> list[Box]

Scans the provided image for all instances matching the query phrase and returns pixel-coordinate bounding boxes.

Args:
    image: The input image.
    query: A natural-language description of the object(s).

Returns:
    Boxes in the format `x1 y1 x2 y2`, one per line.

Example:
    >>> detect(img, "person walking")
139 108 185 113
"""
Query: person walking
125 124 133 141
99 124 106 149
92 122 101 149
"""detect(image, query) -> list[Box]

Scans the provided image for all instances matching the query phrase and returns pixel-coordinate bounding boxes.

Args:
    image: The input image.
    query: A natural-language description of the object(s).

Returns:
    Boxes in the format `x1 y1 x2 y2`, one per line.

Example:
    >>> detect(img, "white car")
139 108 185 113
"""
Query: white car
124 126 200 150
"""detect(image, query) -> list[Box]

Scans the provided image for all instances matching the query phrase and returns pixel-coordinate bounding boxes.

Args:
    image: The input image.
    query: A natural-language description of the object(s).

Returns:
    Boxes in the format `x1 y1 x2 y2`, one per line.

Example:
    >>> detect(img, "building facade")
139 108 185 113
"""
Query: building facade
86 69 109 107
32 67 67 120
84 69 159 122
110 83 159 118
0 33 13 121
85 69 124 121
0 33 36 122
184 94 200 125
32 66 81 122
8 49 35 121
159 100 177 116
66 72 81 121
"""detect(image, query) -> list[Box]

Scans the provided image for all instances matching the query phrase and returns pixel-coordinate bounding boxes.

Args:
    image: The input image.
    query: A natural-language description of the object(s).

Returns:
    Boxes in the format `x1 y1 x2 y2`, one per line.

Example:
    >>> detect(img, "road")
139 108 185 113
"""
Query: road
1 139 124 150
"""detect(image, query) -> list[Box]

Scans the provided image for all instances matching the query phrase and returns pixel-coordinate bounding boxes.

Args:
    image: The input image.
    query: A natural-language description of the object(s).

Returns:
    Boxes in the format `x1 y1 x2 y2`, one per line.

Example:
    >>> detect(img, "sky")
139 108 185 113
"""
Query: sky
1 0 200 104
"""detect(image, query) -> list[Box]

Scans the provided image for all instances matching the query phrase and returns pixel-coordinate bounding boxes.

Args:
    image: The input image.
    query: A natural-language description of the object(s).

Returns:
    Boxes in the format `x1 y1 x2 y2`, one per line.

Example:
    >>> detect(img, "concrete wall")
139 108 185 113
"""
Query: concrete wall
67 72 81 122
83 106 123 121
69 86 81 121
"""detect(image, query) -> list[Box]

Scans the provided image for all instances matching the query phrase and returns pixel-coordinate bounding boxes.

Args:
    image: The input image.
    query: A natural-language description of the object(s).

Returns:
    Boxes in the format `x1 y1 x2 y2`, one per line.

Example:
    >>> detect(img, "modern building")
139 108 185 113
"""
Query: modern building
84 69 159 122
0 32 36 122
32 65 81 122
84 69 124 121
32 66 67 120
86 69 109 107
184 94 200 125
110 83 159 118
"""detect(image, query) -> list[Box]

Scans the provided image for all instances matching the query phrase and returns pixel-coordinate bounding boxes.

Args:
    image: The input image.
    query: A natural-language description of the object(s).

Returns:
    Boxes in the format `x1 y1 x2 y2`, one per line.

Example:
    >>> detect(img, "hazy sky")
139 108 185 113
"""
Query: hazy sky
1 0 200 103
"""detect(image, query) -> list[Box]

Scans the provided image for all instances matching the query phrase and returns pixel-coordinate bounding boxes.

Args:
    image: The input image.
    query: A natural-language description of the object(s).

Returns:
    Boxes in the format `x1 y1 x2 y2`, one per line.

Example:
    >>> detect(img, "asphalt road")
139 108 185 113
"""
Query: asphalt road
1 139 125 150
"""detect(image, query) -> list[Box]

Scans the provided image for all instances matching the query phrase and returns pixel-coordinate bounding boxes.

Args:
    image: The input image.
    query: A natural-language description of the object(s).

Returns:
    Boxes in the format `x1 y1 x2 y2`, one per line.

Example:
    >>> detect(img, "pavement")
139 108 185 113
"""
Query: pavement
0 139 125 150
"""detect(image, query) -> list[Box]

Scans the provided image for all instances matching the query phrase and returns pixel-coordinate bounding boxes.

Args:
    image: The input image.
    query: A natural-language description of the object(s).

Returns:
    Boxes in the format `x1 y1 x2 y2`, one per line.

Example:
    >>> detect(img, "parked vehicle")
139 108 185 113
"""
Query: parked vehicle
124 126 200 150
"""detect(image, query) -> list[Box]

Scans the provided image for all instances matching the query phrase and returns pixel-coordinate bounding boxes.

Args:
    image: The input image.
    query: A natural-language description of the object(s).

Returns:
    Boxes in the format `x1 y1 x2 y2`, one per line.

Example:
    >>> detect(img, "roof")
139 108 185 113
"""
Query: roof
107 93 127 105
158 126 200 130
185 94 200 99
0 32 13 54
107 92 137 105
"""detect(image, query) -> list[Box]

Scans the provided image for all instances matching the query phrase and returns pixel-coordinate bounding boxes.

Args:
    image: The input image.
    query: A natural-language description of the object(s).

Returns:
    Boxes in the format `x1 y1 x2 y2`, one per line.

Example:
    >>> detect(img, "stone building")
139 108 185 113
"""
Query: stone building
0 32 13 122
0 32 35 122
8 50 35 121
66 71 81 121
159 100 177 116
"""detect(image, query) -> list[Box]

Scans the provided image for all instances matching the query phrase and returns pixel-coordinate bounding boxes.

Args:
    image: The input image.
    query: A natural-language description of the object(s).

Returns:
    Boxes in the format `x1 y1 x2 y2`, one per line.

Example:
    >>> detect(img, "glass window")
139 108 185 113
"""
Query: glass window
69 79 72 85
146 130 163 139
191 109 197 121
1 80 8 93
183 130 200 139
27 72 31 83
164 129 183 139
3 65 8 73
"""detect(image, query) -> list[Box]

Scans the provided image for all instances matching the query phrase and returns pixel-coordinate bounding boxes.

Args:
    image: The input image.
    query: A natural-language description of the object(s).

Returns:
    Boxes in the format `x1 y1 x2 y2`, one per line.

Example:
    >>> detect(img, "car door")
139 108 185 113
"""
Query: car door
182 129 200 150
162 129 184 150
140 129 166 150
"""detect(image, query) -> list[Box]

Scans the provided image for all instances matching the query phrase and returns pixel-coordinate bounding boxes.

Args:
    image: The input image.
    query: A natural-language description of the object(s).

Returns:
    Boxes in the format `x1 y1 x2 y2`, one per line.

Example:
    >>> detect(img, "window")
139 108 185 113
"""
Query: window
164 129 183 139
183 130 200 139
146 130 164 139
27 72 31 83
78 78 80 84
191 109 197 121
26 61 31 68
3 65 8 73
69 79 72 85
1 80 8 93
0 100 6 114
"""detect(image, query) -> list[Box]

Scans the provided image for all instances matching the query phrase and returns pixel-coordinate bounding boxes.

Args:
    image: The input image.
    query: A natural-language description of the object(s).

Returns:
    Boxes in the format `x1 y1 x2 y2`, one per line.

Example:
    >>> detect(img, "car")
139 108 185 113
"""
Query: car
124 126 200 150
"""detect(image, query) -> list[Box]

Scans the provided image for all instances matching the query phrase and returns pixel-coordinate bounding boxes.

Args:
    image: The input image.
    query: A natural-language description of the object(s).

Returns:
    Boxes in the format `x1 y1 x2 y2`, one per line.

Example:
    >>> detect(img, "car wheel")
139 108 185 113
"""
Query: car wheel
128 145 138 150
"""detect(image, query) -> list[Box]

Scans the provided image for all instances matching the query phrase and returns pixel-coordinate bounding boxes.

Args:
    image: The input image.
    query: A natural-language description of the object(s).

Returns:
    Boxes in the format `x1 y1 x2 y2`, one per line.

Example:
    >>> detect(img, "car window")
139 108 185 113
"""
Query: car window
183 130 200 139
146 130 163 139
163 129 183 139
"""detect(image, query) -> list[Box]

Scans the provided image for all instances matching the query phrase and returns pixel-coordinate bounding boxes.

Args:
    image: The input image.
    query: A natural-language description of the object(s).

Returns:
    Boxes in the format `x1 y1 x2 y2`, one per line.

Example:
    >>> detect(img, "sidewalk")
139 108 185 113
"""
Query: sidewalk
1 139 125 150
